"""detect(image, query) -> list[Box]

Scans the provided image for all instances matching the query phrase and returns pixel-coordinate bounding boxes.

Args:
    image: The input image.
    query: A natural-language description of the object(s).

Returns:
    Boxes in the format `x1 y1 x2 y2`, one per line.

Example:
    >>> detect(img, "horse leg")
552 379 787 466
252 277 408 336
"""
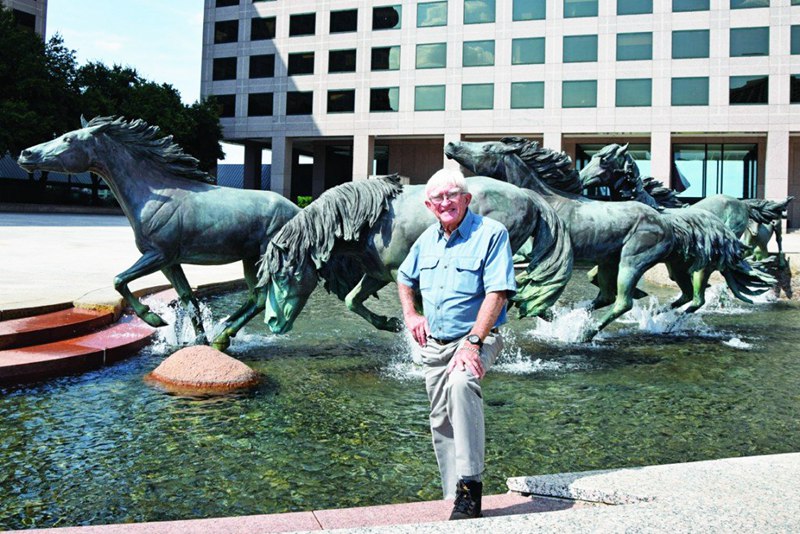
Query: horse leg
589 263 617 311
666 261 693 309
684 268 710 313
344 275 402 332
114 252 169 327
212 259 264 351
163 264 208 345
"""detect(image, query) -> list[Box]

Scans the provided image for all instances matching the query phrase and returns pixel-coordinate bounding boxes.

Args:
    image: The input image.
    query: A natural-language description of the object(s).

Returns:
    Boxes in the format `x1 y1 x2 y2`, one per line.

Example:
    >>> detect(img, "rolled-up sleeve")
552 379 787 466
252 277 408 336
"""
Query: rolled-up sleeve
397 239 421 289
482 227 517 299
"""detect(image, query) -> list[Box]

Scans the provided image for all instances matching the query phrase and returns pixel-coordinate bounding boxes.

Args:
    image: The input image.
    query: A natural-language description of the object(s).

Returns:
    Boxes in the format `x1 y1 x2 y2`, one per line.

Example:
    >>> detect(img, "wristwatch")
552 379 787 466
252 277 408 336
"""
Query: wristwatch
465 334 483 347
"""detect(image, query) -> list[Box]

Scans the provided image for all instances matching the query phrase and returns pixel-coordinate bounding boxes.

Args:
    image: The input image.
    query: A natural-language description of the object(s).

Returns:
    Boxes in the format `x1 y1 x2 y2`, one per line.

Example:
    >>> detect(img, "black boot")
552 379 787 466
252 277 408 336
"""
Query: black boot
449 479 482 520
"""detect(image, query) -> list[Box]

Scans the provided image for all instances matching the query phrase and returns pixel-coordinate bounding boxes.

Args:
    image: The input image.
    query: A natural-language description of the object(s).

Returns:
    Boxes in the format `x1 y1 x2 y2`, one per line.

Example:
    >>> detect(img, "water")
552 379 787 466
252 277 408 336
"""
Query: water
2 270 799 529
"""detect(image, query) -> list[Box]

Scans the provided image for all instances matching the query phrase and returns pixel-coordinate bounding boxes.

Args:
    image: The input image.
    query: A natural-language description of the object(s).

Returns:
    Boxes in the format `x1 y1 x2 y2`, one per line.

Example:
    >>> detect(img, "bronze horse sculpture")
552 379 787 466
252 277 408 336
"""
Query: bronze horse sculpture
17 116 300 350
256 175 573 334
446 138 775 340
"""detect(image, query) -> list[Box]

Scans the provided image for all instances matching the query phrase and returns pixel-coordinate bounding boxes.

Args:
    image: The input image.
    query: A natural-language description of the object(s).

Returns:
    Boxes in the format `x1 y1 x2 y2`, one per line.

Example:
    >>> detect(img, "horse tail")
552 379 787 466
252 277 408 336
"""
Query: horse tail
512 202 574 318
666 210 776 300
744 196 794 225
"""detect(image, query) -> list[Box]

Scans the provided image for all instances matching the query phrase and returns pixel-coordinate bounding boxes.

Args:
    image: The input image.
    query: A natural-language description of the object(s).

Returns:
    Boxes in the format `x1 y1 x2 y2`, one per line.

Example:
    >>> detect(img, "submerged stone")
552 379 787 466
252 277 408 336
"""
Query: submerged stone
146 346 260 392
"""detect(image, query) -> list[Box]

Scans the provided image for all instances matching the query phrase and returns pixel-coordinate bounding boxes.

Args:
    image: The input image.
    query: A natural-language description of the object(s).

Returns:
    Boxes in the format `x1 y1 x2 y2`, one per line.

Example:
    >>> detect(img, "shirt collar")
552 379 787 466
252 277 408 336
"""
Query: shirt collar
437 209 476 241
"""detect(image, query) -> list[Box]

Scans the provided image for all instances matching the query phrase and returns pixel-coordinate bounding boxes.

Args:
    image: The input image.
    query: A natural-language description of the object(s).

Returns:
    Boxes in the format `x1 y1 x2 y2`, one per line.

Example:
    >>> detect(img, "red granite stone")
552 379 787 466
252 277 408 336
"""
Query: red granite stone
0 307 114 349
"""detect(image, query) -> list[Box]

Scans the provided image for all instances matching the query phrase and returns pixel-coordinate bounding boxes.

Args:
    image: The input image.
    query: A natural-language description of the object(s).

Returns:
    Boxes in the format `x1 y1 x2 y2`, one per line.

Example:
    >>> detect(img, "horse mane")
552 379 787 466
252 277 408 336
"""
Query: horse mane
259 174 405 282
86 116 213 183
500 136 584 195
743 197 793 224
641 177 684 208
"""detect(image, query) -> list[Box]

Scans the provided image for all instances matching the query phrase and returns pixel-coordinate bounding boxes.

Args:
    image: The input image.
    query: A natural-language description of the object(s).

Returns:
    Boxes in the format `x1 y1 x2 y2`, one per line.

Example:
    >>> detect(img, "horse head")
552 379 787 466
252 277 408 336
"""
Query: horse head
17 116 109 174
444 137 529 178
263 259 320 334
580 143 641 199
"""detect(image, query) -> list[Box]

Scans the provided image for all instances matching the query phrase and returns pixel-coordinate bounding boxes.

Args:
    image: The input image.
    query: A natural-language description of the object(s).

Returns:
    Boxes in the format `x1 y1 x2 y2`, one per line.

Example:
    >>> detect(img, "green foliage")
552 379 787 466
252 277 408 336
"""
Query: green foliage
296 195 313 208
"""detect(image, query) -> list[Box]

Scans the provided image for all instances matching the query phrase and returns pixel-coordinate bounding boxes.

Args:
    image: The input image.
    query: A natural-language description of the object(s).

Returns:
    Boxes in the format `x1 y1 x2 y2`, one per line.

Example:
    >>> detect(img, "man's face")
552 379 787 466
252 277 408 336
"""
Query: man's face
424 183 472 232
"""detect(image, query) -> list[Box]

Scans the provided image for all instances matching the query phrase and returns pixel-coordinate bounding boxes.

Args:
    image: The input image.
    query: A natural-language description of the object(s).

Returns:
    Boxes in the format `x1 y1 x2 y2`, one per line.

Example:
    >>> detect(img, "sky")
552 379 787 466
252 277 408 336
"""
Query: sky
46 0 245 163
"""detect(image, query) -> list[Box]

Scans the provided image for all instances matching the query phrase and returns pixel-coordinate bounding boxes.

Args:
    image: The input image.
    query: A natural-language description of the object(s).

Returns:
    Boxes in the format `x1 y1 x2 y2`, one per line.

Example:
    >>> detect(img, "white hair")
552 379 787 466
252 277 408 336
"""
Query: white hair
425 168 469 197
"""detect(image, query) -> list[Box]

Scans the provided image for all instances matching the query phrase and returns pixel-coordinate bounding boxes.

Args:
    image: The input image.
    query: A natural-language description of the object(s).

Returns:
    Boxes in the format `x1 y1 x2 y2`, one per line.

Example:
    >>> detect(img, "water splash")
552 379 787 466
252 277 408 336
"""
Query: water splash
723 337 752 350
526 302 599 344
618 296 710 336
143 297 217 354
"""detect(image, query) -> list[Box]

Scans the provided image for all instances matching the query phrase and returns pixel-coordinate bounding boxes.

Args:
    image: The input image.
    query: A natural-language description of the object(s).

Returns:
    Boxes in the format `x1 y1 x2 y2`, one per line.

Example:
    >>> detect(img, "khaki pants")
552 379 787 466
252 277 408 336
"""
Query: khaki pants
417 333 503 498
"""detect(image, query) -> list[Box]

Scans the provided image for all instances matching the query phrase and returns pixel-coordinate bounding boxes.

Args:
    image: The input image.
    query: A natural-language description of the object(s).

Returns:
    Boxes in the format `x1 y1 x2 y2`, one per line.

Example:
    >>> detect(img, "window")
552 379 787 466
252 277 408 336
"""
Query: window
214 20 238 44
731 0 768 8
793 26 800 55
513 0 545 20
512 38 545 65
214 94 236 117
330 10 357 33
462 84 494 109
511 82 544 108
672 0 709 11
618 0 651 14
212 58 237 81
370 87 400 111
730 27 769 57
617 32 652 61
730 75 768 105
286 91 313 115
288 52 314 75
329 50 357 73
216 0 238 6
672 30 709 59
249 54 275 78
12 9 36 30
464 0 495 24
418 2 447 27
373 6 402 30
248 93 273 116
616 79 652 107
289 13 315 36
793 0 800 5
372 46 401 70
562 80 597 107
415 85 446 111
671 77 709 105
251 17 276 40
791 74 800 103
563 35 598 62
463 40 495 67
327 90 355 113
673 144 758 200
564 0 597 18
416 43 447 69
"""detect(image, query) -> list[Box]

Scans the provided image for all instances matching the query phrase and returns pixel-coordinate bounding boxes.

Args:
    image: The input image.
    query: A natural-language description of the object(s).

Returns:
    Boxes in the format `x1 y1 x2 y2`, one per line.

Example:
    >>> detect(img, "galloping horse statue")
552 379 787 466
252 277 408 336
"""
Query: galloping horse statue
446 138 775 339
256 175 573 334
581 143 794 263
17 116 300 350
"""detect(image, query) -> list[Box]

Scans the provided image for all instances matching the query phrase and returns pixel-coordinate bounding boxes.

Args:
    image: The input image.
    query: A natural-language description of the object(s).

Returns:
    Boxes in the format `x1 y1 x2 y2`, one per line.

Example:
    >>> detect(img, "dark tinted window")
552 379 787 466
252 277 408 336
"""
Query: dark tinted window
791 74 800 103
212 57 237 80
373 6 402 30
328 90 356 113
216 0 238 6
248 93 273 116
331 10 358 33
286 92 313 115
673 0 709 11
289 13 316 36
214 94 236 117
730 75 768 104
13 10 36 30
618 0 651 14
214 20 239 44
370 88 400 111
249 54 275 78
251 17 276 40
329 50 357 73
371 46 400 70
288 52 315 75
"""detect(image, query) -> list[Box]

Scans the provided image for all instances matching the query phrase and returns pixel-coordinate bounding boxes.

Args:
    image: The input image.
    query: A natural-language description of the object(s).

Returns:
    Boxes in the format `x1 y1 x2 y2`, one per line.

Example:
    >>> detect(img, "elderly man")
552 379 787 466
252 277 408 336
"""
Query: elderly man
397 168 516 520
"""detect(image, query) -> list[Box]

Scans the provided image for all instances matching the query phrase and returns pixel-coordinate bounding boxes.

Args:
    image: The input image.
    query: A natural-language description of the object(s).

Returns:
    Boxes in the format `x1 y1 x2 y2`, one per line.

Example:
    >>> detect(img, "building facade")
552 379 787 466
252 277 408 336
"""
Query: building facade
1 0 47 35
201 0 800 228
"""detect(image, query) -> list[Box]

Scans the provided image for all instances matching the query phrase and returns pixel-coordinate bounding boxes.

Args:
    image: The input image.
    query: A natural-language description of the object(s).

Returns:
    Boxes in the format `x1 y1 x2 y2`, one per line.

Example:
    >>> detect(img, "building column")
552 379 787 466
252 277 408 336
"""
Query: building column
243 142 262 190
765 129 790 199
443 133 462 170
270 136 293 198
311 141 327 198
543 131 563 152
650 130 672 182
352 134 375 180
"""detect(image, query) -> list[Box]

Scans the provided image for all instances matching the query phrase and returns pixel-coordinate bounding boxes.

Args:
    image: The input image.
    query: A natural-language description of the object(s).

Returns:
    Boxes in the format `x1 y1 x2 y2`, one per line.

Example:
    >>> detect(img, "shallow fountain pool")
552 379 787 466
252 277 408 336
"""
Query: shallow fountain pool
2 270 799 529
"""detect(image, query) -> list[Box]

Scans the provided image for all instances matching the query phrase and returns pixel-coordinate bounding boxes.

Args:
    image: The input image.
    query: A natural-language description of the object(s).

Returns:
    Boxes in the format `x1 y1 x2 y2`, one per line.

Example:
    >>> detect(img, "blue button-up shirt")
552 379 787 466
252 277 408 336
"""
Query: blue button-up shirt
397 210 516 340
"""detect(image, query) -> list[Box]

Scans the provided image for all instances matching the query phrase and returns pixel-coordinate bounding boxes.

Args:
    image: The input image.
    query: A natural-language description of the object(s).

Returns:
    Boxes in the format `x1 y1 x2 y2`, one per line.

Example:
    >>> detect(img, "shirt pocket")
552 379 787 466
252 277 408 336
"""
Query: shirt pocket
419 255 440 290
452 257 483 295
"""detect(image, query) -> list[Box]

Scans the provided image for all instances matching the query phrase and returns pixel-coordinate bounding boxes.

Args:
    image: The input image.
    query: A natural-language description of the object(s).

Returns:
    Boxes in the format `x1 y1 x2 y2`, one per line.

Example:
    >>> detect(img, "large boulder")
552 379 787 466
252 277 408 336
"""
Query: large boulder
146 345 260 393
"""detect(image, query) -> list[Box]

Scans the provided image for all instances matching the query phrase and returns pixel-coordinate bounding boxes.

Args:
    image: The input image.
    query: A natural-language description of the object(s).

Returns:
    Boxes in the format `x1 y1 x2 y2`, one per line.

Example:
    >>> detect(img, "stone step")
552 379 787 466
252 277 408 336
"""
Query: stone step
0 307 115 350
0 315 155 385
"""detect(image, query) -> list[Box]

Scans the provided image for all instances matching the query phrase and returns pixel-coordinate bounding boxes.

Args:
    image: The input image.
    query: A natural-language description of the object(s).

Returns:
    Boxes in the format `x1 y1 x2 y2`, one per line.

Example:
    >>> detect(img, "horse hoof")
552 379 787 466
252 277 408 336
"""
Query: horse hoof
195 333 210 346
387 317 404 333
142 312 167 328
211 339 230 351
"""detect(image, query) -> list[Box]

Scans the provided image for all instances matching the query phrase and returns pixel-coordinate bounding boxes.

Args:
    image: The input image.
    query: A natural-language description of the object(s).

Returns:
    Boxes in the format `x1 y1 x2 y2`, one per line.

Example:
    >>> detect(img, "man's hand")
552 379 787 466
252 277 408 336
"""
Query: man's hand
447 346 485 379
405 313 430 347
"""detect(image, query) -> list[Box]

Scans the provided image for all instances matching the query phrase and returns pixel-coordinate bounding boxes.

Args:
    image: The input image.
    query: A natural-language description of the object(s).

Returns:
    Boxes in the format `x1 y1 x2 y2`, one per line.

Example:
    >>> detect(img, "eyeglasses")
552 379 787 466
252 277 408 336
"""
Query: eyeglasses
428 189 464 204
